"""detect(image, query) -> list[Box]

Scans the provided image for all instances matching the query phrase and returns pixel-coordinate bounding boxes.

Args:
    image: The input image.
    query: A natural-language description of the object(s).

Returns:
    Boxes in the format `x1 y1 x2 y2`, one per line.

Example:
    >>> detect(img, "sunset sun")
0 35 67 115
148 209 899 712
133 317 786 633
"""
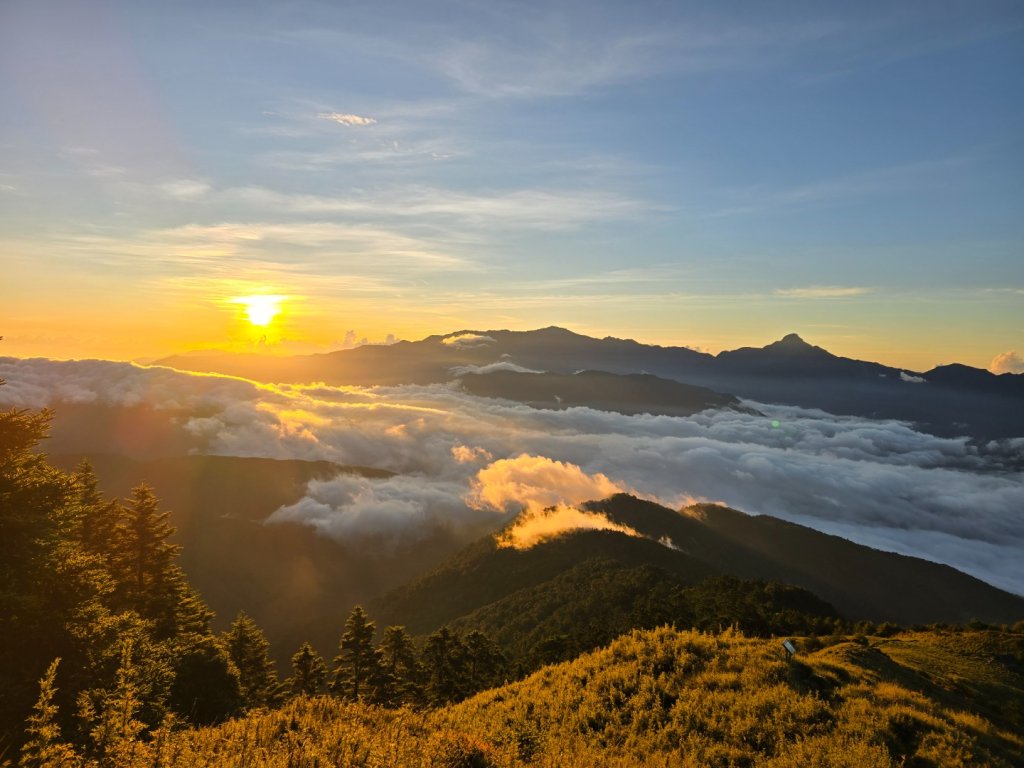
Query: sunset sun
235 295 284 327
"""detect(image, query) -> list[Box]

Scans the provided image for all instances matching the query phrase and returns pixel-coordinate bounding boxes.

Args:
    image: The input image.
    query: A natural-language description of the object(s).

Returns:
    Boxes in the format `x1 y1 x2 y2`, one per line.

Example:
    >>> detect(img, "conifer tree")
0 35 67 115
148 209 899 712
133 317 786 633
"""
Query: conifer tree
19 659 79 768
117 484 178 608
113 484 211 638
85 643 145 768
331 606 382 700
0 400 112 748
464 630 506 692
378 626 423 706
289 642 328 696
1 370 238 743
224 612 279 709
72 459 122 561
423 627 469 705
167 634 242 725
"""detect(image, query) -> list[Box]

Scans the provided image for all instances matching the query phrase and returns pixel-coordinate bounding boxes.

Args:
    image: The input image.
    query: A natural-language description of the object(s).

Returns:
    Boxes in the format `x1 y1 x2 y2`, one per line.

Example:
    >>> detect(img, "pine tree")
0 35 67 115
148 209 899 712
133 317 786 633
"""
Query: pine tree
86 642 145 768
423 627 469 705
289 642 328 697
0 401 111 749
464 630 506 692
224 612 279 709
378 626 423 706
19 658 79 768
167 634 242 725
117 484 178 609
331 606 381 701
113 484 211 638
72 459 122 561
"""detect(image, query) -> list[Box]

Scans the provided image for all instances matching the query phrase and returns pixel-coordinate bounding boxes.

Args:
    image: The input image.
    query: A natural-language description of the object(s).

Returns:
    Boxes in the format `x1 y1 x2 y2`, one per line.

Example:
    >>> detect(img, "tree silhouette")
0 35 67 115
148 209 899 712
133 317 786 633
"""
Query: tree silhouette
113 484 211 638
423 627 468 705
72 459 122 562
224 612 279 709
0 401 111 748
332 606 381 701
289 642 328 697
377 626 423 706
464 630 506 691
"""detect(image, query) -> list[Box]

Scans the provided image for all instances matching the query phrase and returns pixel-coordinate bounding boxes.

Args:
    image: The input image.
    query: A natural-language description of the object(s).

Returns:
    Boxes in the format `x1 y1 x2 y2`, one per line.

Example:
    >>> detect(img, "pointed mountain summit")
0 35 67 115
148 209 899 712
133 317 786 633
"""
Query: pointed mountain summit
771 333 816 350
714 332 861 376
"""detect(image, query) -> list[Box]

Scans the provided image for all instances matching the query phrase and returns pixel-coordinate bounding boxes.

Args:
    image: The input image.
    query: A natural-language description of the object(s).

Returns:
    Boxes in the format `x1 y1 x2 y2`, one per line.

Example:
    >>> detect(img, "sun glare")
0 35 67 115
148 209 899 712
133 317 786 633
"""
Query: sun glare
235 295 284 327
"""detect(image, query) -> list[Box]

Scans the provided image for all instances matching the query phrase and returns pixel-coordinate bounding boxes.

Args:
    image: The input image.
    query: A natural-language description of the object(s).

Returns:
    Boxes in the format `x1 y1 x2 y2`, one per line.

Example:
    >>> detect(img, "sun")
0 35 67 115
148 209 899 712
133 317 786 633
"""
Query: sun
235 294 284 327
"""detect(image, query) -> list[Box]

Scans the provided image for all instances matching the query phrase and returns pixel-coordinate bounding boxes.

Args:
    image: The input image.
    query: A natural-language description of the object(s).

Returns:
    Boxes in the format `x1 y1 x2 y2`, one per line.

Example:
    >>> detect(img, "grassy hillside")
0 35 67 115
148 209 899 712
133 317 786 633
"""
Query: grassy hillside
83 627 1024 767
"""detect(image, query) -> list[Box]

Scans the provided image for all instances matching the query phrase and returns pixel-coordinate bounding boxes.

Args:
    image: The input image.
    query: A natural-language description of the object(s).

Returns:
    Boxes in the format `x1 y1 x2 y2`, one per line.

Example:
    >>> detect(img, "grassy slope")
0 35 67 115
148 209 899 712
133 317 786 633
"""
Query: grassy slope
115 628 1023 767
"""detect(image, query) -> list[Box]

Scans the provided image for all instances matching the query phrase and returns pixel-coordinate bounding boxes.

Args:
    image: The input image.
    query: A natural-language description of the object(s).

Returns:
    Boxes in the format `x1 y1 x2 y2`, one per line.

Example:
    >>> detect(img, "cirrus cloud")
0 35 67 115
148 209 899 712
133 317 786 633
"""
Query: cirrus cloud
317 112 377 127
774 285 872 298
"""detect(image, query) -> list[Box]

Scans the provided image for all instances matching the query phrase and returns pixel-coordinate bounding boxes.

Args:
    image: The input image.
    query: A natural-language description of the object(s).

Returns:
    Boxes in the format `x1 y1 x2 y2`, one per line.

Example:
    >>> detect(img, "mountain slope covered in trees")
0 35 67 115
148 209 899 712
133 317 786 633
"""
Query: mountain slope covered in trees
375 495 1024 634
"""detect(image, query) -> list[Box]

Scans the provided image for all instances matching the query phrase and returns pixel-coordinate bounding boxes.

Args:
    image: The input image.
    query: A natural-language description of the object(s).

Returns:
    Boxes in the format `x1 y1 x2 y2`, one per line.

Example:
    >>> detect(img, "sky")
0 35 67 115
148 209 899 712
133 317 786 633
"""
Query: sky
1 0 1022 370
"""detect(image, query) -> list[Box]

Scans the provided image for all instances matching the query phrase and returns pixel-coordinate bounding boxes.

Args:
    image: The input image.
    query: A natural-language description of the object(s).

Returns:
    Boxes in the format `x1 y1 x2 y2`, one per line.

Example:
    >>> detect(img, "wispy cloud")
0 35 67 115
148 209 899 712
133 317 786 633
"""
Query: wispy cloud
775 286 872 298
212 184 652 231
415 13 847 98
316 112 378 127
3 221 470 285
701 155 973 219
159 178 211 200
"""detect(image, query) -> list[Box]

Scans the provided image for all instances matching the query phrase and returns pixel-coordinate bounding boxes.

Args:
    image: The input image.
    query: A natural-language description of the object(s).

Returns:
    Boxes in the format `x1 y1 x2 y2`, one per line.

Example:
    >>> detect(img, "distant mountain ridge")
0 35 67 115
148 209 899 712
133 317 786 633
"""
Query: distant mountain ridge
458 369 750 417
375 494 1024 632
154 327 1024 439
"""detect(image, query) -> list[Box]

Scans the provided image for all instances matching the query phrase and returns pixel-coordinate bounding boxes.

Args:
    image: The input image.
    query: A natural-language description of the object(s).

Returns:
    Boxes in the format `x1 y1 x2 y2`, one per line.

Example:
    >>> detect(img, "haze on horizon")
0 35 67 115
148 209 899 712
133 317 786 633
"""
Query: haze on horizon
1 0 1022 371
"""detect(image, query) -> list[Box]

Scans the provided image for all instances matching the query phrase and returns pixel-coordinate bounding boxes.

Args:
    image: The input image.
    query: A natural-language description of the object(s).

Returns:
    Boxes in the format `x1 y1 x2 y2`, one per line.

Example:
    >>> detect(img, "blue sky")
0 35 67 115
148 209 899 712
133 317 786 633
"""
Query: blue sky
1 0 1022 369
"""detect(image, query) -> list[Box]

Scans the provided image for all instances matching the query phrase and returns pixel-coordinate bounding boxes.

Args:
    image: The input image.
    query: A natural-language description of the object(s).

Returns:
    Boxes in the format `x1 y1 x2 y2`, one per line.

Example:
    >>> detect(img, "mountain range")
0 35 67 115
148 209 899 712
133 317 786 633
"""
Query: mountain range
156 327 1024 440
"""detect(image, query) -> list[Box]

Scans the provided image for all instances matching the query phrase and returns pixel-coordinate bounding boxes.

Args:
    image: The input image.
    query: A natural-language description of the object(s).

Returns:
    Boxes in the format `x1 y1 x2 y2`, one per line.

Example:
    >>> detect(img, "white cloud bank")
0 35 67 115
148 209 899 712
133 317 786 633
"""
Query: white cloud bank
2 356 1023 594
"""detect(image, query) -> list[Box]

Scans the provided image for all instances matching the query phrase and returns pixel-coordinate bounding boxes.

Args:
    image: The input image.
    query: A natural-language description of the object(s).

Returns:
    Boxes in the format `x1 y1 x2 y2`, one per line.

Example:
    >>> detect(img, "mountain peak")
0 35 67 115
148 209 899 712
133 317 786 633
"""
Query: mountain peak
777 333 809 347
758 333 821 355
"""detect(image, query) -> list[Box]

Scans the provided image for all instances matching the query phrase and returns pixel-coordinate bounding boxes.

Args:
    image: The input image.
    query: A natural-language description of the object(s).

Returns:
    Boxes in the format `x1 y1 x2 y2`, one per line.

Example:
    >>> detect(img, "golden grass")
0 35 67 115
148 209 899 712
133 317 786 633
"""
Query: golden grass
46 627 1024 767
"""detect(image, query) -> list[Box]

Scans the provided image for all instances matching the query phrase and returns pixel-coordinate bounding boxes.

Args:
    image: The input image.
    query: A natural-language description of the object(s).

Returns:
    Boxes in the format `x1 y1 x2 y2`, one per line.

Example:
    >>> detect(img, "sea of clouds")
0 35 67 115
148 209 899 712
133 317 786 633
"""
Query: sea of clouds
2 356 1022 595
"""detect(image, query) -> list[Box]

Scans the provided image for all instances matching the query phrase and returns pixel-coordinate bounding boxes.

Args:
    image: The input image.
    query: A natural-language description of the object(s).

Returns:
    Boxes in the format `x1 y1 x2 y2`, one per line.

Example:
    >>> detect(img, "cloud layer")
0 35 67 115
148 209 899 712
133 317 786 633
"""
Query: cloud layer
2 356 1022 594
